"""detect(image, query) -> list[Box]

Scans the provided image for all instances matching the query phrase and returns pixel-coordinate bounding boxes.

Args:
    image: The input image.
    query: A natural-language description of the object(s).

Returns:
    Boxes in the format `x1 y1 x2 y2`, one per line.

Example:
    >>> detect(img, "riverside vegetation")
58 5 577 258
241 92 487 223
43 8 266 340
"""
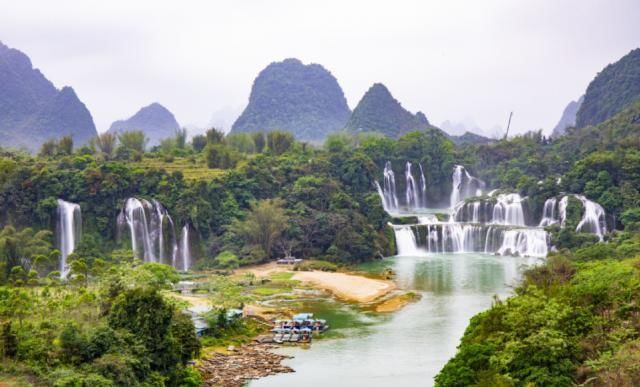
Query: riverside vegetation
0 96 638 385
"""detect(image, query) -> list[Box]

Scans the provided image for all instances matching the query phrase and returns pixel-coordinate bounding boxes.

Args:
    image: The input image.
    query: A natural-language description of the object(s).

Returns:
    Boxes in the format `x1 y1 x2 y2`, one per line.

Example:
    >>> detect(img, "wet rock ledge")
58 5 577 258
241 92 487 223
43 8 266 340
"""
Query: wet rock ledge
199 343 294 386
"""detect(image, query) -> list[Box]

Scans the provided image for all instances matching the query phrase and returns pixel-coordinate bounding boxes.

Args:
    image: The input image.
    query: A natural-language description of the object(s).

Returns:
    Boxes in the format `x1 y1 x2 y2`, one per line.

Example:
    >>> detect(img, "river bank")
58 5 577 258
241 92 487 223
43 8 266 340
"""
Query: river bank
198 342 294 387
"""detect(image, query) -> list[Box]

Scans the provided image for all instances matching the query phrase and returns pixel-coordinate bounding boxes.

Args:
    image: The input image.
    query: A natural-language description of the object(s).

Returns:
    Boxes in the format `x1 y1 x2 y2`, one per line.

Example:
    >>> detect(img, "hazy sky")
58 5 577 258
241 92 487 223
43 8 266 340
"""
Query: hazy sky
1 0 639 135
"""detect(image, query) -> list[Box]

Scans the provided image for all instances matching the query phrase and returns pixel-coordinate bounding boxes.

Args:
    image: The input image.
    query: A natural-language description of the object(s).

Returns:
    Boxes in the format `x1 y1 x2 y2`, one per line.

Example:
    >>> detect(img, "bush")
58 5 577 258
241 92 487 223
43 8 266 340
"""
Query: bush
214 251 239 269
293 260 338 272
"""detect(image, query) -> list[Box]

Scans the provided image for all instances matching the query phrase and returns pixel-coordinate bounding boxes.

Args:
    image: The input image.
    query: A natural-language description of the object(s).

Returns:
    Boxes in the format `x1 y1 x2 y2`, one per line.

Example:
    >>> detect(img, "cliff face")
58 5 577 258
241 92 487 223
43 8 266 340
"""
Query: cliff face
231 58 351 141
576 48 640 128
0 41 97 151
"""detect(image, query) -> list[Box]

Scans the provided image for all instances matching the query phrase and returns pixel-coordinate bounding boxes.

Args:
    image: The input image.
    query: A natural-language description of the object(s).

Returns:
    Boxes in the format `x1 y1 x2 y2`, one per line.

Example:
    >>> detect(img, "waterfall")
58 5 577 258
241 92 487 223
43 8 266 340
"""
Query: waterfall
538 194 606 240
575 195 607 241
492 194 526 226
450 165 484 208
497 229 548 257
382 161 399 211
57 199 81 278
179 224 192 271
118 197 183 268
419 163 427 209
451 194 526 226
394 226 421 256
405 162 421 209
539 198 558 226
393 222 548 257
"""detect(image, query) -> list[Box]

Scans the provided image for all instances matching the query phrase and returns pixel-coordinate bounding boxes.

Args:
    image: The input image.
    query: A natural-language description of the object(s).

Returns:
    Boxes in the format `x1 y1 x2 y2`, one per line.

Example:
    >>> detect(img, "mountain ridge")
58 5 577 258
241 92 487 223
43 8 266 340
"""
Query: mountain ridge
0 41 97 151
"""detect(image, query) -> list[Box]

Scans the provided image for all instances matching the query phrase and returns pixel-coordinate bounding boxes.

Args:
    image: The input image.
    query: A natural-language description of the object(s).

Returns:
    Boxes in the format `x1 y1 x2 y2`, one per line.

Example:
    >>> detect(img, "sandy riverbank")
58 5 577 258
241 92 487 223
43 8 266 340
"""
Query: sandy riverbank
292 271 395 303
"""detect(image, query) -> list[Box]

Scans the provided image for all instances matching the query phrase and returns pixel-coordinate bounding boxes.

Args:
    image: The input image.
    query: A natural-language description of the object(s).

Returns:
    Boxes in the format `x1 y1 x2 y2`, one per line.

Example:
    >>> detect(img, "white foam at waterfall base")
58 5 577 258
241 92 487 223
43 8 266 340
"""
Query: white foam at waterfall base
497 229 548 257
57 199 81 278
394 226 422 256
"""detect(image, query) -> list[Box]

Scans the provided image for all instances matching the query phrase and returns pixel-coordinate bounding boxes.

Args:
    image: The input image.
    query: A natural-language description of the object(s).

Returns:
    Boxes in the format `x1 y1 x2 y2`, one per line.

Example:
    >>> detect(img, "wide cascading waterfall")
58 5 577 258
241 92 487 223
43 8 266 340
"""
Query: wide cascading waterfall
393 223 548 257
179 224 192 271
450 165 484 208
57 199 81 278
118 197 184 268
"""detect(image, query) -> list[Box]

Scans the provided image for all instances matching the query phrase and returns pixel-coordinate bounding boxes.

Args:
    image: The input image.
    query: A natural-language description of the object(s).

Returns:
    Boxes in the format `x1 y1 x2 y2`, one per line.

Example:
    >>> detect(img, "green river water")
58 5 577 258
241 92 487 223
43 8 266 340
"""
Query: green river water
251 253 540 386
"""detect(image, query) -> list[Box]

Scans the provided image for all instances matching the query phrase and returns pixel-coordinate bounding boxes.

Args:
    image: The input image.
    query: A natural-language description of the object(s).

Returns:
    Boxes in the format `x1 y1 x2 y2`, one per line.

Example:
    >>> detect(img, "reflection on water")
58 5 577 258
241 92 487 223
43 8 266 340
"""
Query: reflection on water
252 253 541 387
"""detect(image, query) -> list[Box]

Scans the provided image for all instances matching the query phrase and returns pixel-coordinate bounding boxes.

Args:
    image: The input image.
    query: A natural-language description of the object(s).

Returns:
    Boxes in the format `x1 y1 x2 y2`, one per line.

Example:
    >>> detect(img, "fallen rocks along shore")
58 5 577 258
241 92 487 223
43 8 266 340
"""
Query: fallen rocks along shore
199 343 294 386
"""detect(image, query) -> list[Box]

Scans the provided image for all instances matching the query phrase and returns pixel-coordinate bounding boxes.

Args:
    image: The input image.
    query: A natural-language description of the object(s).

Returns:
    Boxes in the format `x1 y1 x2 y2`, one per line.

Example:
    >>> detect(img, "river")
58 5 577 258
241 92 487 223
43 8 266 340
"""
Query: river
252 252 540 386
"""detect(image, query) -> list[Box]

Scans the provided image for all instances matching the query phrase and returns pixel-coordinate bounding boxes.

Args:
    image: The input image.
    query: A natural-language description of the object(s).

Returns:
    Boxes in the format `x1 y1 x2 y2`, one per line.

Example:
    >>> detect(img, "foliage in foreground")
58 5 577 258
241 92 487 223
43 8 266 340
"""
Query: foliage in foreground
435 233 640 387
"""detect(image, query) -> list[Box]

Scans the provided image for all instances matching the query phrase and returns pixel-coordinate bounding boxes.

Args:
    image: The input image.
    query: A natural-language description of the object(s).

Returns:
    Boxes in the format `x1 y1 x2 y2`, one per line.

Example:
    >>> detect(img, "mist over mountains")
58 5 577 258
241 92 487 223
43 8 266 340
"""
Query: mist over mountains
0 41 97 151
107 103 180 146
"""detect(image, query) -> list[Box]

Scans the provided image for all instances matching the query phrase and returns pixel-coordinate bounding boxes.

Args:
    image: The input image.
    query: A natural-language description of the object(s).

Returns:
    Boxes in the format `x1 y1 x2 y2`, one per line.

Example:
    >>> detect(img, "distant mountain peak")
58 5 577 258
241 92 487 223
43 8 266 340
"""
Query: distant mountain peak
551 96 584 137
108 102 180 146
0 42 97 151
230 58 351 141
344 82 431 137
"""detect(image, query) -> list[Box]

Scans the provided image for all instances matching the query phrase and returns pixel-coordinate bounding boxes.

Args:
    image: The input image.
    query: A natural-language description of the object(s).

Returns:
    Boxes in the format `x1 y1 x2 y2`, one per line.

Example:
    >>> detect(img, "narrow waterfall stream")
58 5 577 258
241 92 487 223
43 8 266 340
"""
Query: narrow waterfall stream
57 199 82 278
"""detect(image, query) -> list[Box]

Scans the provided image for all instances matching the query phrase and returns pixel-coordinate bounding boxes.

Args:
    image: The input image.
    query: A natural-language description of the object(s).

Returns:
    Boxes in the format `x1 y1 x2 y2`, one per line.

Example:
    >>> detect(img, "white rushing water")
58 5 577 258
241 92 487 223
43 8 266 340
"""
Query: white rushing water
117 197 192 270
57 199 81 278
179 224 192 271
452 193 527 226
450 165 484 208
376 161 429 212
575 195 607 240
536 194 607 240
393 223 548 258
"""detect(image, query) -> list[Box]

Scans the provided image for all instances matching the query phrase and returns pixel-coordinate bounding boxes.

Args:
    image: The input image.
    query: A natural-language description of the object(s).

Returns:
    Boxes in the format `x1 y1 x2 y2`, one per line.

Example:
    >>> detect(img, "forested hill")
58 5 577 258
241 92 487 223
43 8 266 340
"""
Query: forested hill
344 83 432 138
0 41 97 151
108 103 180 146
230 58 351 141
576 48 640 128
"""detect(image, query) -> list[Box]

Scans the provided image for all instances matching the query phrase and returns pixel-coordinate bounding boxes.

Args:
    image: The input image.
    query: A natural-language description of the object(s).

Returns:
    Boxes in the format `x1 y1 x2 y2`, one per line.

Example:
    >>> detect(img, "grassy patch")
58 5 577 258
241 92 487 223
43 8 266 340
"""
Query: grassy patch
251 287 290 296
130 157 225 181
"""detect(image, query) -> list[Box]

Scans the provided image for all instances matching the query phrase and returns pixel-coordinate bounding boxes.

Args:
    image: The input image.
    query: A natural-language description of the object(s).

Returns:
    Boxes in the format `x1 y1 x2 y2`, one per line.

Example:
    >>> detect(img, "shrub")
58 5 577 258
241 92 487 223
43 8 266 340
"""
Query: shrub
293 260 338 272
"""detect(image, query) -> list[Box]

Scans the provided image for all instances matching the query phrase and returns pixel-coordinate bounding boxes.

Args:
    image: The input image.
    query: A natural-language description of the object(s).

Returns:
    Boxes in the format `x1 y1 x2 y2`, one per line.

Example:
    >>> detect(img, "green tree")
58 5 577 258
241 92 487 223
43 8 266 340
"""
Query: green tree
117 131 148 154
231 198 289 259
191 134 207 152
266 131 294 155
57 136 74 156
94 132 117 159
